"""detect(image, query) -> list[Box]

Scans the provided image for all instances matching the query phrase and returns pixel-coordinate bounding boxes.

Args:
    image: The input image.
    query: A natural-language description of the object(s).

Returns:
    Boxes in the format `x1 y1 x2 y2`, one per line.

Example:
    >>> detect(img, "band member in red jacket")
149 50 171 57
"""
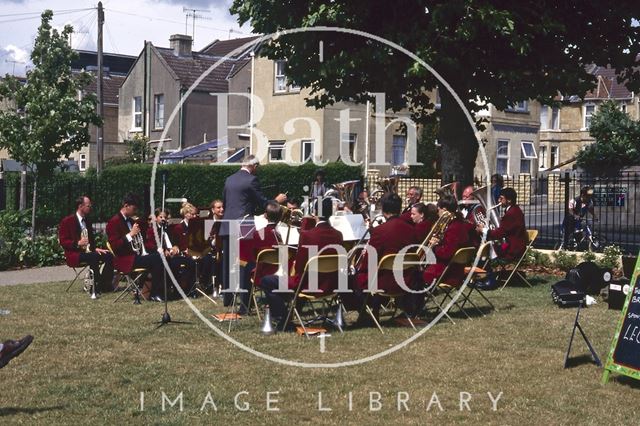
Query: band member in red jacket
422 195 472 288
58 195 114 292
411 202 438 245
399 186 423 224
106 193 164 301
476 187 527 261
260 197 343 329
146 208 196 298
251 201 283 288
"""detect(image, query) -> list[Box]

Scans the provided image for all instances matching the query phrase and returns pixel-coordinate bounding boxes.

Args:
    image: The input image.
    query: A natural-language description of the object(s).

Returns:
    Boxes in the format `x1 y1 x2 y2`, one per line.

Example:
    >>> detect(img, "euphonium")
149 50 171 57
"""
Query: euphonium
424 210 455 251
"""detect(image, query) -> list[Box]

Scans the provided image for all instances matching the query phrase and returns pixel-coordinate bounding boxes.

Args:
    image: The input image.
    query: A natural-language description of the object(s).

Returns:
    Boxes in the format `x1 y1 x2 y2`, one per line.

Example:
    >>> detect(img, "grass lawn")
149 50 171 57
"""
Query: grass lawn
1 275 639 425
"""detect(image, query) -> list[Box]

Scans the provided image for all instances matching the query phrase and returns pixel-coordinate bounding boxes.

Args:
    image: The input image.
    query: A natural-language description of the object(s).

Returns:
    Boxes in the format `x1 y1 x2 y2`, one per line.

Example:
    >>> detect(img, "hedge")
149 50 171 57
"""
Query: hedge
2 162 362 226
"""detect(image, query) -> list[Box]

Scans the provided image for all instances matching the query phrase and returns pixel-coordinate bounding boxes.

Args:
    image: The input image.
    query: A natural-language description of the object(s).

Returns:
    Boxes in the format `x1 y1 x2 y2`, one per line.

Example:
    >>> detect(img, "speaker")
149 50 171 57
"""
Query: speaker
608 277 630 311
551 279 585 308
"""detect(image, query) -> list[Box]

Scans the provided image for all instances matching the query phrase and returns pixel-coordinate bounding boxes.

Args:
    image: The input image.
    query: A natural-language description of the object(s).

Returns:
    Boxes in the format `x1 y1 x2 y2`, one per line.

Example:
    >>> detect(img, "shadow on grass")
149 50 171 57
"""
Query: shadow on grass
564 354 600 369
614 375 640 389
0 405 66 417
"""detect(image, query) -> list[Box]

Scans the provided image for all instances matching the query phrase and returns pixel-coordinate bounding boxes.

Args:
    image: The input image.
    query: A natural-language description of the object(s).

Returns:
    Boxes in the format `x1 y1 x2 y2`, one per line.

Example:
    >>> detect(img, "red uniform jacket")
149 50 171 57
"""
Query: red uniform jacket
58 214 96 267
252 223 282 287
172 221 190 253
106 213 141 274
423 218 472 287
356 216 418 293
488 204 527 260
290 222 344 293
145 224 177 252
415 219 434 245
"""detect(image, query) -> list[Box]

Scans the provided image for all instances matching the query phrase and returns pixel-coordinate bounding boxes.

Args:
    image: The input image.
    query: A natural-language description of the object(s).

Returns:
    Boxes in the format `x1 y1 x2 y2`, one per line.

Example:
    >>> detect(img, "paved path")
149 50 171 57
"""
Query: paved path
0 265 75 286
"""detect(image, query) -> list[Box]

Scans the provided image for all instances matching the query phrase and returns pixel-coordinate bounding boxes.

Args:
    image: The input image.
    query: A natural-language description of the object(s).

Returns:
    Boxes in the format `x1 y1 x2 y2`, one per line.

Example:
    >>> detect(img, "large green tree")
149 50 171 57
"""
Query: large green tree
230 0 640 185
0 10 101 235
576 100 640 172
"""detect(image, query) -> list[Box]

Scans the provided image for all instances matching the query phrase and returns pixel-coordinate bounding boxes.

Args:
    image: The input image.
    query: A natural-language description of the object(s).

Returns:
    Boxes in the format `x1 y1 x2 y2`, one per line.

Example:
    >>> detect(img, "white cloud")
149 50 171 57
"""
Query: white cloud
4 44 29 63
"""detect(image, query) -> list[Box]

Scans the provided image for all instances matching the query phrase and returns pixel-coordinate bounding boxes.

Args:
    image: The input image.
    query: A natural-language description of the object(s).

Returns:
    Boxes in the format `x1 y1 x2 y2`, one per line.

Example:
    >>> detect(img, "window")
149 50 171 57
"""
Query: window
274 60 287 93
550 145 559 168
584 104 596 129
551 107 560 130
133 96 142 130
268 140 285 162
154 94 164 129
392 135 406 165
79 153 86 171
496 140 509 175
301 139 314 162
620 102 627 114
540 106 549 130
520 141 537 174
506 101 528 112
539 145 547 170
340 133 357 161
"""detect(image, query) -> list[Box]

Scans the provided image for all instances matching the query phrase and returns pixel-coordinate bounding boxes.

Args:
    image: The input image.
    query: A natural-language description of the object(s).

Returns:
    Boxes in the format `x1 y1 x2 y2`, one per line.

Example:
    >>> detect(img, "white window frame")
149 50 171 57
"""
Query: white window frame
79 153 87 171
496 139 509 175
539 145 547 170
154 94 164 129
340 132 357 162
520 140 536 175
550 145 560 168
540 105 549 130
274 60 287 93
301 139 314 163
506 100 528 112
551 106 560 130
620 102 627 114
268 140 286 162
583 103 596 130
132 96 142 130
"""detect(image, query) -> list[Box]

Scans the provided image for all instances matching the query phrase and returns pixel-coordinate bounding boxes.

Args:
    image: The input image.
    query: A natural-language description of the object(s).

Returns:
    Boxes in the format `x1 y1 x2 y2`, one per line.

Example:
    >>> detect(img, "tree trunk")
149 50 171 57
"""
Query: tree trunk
438 90 478 190
19 164 27 210
30 174 37 238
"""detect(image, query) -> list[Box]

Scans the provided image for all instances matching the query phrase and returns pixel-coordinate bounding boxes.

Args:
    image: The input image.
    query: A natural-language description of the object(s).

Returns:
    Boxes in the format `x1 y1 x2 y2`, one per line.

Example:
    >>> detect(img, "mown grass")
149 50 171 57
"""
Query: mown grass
1 276 639 425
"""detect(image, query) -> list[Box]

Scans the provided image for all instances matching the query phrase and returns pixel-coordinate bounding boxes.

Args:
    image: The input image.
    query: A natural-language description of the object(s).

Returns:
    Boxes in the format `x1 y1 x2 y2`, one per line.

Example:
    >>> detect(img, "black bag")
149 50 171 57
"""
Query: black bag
551 279 585 308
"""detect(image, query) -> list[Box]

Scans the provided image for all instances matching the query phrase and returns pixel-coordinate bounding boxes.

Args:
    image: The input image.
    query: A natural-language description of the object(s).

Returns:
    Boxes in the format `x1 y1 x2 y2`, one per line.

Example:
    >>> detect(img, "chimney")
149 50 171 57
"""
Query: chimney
169 34 192 57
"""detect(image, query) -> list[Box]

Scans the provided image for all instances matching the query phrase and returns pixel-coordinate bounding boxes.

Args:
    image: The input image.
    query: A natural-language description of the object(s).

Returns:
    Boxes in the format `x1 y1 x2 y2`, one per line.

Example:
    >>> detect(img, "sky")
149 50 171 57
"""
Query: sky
0 0 252 76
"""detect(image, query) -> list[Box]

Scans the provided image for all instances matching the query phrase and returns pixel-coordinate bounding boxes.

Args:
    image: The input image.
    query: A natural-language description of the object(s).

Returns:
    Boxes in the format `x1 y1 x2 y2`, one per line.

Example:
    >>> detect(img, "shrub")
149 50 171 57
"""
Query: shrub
522 249 550 267
582 250 597 264
597 245 622 271
0 210 31 270
553 250 579 272
17 231 65 268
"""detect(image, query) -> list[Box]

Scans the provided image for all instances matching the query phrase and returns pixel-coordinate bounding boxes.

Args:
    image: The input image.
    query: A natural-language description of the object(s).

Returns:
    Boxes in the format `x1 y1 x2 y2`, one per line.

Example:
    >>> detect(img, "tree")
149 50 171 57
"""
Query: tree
0 10 101 235
230 1 640 185
576 100 640 172
125 134 152 163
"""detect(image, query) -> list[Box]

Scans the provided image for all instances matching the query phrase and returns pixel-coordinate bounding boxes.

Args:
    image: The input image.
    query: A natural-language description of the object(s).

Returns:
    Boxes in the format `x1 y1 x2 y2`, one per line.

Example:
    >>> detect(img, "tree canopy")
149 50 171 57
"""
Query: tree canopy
230 0 640 183
577 100 640 172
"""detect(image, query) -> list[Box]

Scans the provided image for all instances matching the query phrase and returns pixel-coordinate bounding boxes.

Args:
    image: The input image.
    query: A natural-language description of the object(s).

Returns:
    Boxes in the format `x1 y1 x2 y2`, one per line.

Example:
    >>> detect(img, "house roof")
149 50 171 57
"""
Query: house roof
584 66 634 100
199 36 260 58
160 140 218 160
155 47 239 92
72 50 136 75
84 74 126 105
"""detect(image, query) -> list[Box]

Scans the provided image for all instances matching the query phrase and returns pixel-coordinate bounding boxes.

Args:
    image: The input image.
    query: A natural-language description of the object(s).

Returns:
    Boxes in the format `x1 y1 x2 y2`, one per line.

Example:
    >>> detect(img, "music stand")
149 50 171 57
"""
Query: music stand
563 300 602 368
156 171 190 328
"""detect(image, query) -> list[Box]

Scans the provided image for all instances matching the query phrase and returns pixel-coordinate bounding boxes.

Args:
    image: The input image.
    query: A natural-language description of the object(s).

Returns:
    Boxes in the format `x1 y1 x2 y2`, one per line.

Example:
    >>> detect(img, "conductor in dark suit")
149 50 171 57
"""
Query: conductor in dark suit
58 195 114 292
221 155 287 306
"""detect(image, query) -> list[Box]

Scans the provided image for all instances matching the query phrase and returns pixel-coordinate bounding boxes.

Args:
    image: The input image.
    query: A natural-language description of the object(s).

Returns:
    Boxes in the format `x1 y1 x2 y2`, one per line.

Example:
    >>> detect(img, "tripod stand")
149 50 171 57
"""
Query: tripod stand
563 301 601 368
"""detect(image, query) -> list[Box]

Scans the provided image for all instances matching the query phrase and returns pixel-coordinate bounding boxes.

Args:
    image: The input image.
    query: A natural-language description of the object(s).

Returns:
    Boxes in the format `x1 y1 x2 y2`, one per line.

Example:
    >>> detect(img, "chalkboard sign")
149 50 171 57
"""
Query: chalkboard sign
602 253 640 384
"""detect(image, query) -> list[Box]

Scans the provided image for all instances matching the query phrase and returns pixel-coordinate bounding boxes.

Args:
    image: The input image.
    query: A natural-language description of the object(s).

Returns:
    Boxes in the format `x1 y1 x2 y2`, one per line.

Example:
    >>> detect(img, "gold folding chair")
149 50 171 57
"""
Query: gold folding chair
65 264 89 292
499 229 538 290
459 242 496 316
282 254 348 337
423 247 476 325
363 253 422 334
250 248 281 321
107 242 148 304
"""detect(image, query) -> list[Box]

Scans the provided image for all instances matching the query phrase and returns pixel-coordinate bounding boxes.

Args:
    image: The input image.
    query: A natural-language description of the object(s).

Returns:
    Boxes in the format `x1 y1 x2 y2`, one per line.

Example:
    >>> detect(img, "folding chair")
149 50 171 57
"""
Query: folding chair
65 264 89 292
423 247 476 325
459 242 496 316
250 248 281 321
282 254 348 337
363 253 422 334
107 242 148 304
499 229 538 290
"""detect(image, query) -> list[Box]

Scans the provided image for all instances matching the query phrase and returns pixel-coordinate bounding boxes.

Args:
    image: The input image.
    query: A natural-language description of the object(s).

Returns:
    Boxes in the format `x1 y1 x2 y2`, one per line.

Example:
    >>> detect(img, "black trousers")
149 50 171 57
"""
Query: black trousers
132 252 164 297
260 275 293 321
78 251 114 292
168 255 196 295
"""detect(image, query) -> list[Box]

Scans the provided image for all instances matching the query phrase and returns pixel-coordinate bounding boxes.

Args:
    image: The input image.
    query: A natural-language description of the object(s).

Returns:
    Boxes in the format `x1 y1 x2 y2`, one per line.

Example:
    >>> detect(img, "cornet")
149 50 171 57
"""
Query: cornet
129 216 145 255
80 228 91 253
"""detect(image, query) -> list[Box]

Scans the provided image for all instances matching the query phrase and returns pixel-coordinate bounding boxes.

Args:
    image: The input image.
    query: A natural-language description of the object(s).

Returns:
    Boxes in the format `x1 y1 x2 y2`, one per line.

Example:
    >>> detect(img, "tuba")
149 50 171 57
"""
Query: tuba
469 186 501 229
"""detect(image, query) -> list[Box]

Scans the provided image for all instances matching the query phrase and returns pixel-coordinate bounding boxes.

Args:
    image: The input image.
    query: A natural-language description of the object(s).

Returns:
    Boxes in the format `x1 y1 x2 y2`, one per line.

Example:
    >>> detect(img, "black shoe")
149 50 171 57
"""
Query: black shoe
476 281 498 291
150 295 164 302
0 335 33 369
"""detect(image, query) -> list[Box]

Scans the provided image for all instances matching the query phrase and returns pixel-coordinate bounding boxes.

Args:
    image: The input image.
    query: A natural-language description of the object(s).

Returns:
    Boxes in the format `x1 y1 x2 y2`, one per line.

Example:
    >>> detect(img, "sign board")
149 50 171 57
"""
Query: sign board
602 252 640 384
593 185 627 207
